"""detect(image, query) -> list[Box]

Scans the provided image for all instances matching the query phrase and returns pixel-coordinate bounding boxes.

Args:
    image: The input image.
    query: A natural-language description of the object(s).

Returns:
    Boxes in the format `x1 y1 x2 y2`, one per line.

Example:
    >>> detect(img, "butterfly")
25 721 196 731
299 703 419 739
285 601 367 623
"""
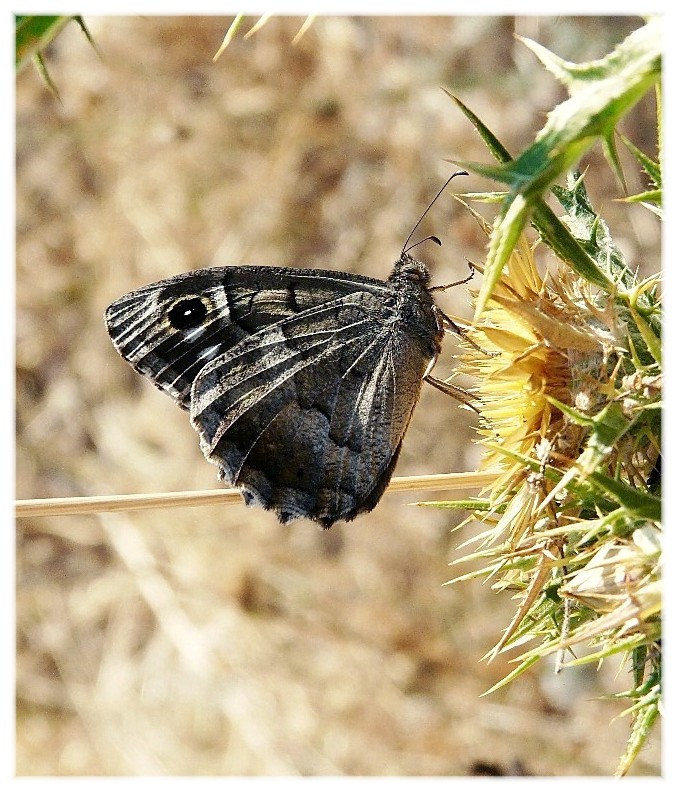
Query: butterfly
104 177 476 528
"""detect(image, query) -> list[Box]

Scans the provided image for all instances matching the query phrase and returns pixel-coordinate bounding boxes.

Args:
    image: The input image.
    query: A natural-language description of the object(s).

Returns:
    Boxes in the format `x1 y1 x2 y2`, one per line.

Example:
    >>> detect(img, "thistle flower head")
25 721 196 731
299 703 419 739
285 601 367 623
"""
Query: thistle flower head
450 231 661 753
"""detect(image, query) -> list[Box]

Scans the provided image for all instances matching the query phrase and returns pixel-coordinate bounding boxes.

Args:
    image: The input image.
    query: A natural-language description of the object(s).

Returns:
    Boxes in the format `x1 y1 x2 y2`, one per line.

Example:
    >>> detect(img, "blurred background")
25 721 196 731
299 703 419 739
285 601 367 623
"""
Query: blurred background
16 15 660 776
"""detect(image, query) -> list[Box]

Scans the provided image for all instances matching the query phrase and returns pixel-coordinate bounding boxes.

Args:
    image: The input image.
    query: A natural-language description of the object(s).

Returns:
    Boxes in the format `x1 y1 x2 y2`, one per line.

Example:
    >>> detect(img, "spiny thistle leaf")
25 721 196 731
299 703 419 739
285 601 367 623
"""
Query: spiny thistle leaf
448 96 620 296
15 15 99 98
15 15 70 71
620 133 662 190
443 91 512 164
457 18 661 317
552 172 636 288
615 695 660 777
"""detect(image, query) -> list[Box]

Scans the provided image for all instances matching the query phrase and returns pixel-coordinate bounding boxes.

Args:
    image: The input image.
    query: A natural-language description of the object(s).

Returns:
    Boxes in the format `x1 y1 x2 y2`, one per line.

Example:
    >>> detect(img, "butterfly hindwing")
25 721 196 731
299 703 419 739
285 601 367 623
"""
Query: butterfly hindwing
190 289 425 526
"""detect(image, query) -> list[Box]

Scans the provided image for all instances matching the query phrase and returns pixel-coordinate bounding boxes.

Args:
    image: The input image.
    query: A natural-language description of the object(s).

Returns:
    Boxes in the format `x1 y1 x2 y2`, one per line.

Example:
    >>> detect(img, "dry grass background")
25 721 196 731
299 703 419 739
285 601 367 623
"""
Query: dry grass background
15 15 661 776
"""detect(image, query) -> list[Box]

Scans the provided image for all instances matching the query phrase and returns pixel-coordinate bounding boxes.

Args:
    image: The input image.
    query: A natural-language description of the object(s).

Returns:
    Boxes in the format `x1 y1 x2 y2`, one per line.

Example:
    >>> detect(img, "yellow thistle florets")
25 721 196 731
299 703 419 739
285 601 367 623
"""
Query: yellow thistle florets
456 234 653 542
450 232 661 677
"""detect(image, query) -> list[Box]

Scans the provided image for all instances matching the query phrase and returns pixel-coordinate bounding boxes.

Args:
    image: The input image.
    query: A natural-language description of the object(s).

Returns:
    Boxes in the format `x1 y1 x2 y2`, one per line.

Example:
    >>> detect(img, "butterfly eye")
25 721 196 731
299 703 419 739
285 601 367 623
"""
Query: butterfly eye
167 297 208 330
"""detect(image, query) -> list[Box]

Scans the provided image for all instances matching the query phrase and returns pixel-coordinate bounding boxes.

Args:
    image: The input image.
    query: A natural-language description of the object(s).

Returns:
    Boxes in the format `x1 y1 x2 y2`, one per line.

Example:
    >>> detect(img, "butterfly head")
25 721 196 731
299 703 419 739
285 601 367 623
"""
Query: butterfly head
389 252 432 287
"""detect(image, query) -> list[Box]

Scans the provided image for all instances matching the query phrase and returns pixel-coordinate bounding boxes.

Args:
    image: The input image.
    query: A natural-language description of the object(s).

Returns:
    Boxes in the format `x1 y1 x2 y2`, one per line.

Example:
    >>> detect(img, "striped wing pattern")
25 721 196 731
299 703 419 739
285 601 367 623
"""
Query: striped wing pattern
105 262 442 527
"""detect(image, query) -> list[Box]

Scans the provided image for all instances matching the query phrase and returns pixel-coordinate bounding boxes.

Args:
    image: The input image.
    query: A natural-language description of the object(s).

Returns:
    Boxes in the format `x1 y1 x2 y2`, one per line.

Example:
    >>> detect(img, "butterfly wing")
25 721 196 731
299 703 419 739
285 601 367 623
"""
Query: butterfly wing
190 296 434 526
105 264 441 526
104 266 388 409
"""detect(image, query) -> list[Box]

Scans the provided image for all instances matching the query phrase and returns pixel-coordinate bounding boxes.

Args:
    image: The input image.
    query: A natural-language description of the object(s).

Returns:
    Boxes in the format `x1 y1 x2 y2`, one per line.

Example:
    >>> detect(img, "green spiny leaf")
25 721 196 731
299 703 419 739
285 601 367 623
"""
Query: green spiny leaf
615 694 660 776
588 471 661 520
620 133 661 188
529 199 615 291
415 499 493 511
622 189 661 207
15 15 70 71
467 19 660 315
553 172 636 288
602 131 626 191
444 90 512 165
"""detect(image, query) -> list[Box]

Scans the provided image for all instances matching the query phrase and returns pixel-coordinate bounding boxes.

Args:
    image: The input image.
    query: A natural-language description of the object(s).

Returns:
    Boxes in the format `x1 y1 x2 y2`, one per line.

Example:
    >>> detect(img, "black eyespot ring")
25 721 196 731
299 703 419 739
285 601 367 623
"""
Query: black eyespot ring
167 297 208 330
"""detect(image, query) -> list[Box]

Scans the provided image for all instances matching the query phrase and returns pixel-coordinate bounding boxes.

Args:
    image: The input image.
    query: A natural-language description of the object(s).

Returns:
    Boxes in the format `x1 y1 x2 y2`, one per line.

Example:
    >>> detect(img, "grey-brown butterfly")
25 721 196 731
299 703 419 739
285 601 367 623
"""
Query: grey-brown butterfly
104 175 476 528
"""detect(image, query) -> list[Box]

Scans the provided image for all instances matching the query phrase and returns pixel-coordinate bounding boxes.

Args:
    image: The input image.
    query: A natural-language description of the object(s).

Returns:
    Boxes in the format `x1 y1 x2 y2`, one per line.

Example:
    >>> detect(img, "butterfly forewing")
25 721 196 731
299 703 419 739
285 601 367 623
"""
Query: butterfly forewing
105 266 389 408
105 259 444 527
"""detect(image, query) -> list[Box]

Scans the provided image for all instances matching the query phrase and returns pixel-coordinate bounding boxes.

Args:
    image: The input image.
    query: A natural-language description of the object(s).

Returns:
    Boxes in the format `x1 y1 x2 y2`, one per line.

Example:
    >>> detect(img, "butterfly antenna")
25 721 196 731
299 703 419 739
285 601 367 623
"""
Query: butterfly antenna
405 235 442 253
401 170 468 256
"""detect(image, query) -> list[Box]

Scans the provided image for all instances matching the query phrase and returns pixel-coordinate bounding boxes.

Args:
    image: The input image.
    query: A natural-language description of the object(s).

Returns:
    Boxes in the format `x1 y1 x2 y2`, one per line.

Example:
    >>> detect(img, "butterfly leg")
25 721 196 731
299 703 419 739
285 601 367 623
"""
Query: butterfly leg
425 374 480 412
433 306 495 357
429 260 475 292
430 262 498 357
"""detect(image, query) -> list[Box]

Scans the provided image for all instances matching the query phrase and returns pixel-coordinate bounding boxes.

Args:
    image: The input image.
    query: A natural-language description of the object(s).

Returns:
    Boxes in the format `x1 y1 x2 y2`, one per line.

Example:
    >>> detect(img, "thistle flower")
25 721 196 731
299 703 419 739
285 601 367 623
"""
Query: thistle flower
448 225 661 776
